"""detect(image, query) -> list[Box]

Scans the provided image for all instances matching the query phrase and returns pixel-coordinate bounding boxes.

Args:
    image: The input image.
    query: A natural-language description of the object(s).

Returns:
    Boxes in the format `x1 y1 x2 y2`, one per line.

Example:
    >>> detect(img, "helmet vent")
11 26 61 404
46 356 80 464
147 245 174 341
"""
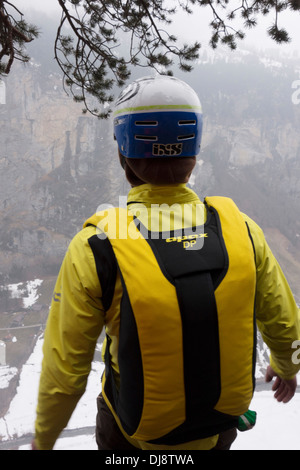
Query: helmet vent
135 121 158 126
178 120 196 125
178 134 195 141
135 135 158 141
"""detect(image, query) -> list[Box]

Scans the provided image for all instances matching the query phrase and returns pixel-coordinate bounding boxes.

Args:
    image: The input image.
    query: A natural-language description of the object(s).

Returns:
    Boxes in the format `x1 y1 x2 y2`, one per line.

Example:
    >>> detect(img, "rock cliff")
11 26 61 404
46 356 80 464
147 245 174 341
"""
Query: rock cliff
0 63 126 283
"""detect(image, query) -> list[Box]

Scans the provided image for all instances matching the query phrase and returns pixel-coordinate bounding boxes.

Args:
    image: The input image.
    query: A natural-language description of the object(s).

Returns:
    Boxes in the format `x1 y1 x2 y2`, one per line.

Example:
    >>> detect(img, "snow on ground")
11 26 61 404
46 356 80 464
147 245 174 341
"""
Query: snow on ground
23 279 44 309
232 392 300 450
5 279 43 309
0 366 18 390
0 335 104 448
1 335 300 451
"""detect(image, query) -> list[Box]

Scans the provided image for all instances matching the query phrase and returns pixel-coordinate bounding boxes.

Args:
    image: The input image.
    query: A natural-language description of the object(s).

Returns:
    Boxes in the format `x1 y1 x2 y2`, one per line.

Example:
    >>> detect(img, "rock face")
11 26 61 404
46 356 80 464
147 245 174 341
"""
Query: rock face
0 51 300 301
0 63 126 282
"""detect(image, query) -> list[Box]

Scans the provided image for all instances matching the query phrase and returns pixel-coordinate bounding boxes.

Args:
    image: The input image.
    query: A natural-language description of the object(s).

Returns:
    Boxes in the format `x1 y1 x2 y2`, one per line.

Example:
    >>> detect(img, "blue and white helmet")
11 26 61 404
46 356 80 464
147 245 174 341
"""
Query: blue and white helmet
113 75 203 159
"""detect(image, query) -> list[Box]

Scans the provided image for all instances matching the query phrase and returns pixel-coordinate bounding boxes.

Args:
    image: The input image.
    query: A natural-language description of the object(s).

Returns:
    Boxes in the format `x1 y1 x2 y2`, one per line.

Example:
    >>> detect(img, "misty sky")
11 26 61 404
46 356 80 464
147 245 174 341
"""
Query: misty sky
13 0 300 54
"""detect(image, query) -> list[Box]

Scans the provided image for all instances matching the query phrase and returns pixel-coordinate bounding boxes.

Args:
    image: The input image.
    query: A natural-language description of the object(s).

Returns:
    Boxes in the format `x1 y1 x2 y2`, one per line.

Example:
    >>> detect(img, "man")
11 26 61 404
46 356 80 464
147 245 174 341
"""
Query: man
33 75 300 451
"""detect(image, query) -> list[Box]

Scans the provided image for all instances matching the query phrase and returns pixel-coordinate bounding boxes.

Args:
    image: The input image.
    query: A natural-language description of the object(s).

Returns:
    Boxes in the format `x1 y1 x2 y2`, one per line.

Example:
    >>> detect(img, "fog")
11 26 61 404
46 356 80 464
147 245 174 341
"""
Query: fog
13 0 300 54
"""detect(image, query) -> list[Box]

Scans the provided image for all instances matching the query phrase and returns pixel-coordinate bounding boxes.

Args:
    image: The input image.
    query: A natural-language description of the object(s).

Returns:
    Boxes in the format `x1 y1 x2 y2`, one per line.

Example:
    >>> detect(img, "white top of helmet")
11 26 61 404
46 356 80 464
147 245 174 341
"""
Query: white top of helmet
114 75 202 117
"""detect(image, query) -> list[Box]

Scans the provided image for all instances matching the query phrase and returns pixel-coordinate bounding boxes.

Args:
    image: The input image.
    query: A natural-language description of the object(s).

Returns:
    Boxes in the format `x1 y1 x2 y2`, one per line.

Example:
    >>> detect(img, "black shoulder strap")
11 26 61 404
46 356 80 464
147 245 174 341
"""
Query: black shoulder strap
87 234 117 312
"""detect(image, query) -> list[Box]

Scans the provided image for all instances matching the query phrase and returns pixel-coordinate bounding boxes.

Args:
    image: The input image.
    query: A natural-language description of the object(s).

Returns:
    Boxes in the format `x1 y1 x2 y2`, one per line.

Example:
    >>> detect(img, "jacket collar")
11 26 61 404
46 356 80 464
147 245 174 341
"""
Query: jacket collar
127 184 202 207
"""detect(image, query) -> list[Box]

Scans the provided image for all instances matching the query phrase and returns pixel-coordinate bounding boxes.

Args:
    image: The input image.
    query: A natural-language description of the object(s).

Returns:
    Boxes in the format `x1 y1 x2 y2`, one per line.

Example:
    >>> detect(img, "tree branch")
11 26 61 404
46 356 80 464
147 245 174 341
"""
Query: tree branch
1 0 300 115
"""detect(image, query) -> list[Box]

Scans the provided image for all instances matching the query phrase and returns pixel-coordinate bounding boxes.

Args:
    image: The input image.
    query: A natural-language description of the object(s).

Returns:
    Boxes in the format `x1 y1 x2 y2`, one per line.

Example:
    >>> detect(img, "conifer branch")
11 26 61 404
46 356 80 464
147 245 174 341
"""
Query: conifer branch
1 0 300 116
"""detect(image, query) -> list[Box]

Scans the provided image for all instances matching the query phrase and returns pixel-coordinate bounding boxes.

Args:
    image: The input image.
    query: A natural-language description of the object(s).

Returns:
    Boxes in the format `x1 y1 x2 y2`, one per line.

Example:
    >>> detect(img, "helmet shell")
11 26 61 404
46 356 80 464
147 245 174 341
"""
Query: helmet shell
113 76 203 159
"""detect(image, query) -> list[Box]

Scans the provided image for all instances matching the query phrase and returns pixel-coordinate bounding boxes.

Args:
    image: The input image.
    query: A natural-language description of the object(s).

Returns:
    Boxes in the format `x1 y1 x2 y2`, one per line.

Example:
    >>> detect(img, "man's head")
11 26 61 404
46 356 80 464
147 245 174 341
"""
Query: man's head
113 75 203 186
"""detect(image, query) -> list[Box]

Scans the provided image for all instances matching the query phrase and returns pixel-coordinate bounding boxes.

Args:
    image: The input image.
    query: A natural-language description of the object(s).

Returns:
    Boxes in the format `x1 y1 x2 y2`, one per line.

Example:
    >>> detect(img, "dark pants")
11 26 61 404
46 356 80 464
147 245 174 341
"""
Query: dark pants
96 394 237 451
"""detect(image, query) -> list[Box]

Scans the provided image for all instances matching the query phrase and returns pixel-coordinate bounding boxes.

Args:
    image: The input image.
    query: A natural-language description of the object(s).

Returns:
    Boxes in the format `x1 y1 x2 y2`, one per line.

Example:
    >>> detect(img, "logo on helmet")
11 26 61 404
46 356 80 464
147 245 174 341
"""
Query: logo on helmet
116 82 140 106
152 143 183 157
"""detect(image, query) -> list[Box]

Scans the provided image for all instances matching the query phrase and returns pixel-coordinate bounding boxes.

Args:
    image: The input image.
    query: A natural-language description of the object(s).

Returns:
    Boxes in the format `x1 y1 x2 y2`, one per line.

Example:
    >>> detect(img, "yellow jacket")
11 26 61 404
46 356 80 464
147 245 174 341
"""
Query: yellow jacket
35 184 300 450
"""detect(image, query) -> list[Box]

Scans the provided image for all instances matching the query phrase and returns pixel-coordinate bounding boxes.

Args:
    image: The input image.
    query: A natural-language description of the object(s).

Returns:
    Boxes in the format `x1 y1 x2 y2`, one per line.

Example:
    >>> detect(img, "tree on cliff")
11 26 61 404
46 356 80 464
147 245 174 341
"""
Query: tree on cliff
0 0 300 118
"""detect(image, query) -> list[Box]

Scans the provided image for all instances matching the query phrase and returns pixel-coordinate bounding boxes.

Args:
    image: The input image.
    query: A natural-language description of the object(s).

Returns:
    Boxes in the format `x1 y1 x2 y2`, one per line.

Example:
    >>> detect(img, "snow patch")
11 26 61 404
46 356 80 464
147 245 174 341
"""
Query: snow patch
5 279 43 309
0 366 18 390
0 334 104 445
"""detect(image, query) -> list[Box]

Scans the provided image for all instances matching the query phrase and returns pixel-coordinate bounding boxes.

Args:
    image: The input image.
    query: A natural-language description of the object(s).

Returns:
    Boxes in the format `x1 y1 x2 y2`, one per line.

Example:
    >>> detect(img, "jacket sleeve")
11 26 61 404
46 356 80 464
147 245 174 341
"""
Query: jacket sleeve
244 215 300 380
34 226 105 450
